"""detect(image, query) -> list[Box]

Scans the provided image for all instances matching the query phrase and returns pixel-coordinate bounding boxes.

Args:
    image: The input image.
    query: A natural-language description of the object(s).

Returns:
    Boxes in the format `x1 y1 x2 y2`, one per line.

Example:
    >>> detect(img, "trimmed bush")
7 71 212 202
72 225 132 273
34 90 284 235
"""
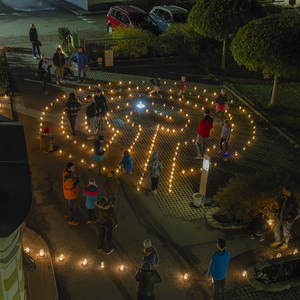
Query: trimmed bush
0 52 9 95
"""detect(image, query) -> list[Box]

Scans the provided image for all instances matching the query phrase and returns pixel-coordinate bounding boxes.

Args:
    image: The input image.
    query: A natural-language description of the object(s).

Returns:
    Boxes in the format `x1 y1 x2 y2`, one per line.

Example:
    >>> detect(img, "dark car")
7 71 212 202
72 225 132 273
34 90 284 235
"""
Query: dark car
106 5 162 35
263 3 300 16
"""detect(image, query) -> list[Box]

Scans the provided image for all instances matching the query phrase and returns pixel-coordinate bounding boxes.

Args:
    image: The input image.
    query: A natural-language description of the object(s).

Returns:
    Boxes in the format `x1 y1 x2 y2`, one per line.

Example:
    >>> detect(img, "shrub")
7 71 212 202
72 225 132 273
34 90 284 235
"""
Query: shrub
58 27 70 43
0 52 9 95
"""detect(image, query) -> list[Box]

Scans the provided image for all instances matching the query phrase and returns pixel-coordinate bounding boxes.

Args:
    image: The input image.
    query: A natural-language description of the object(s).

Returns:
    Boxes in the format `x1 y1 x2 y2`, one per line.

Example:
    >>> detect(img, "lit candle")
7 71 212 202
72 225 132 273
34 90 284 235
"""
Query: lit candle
69 154 72 158
82 143 85 148
267 219 273 226
40 249 45 257
214 162 217 167
276 253 281 258
191 169 194 172
184 273 188 280
81 159 84 163
59 254 64 261
293 249 298 255
25 247 30 253
82 259 87 266
59 149 62 154
242 271 247 277
101 261 105 268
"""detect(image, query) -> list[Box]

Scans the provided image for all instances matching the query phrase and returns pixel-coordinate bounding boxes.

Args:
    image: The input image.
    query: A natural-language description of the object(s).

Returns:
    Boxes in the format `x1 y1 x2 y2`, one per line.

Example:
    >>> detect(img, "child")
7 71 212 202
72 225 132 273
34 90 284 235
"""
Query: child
40 127 55 153
103 171 119 205
83 178 101 224
142 239 159 268
147 152 163 194
215 88 228 116
92 135 105 176
219 120 231 155
119 150 133 174
177 76 188 99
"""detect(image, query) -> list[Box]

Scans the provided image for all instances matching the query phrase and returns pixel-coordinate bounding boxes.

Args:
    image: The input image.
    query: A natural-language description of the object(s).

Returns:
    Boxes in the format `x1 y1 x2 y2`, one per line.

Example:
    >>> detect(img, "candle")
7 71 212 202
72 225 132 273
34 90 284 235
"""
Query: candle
184 273 188 280
40 249 45 257
101 261 105 268
59 254 64 261
25 247 30 253
82 259 87 266
191 169 194 172
242 271 247 277
276 253 281 258
81 159 84 163
267 219 273 226
69 154 72 158
82 143 85 148
59 149 62 154
293 249 298 255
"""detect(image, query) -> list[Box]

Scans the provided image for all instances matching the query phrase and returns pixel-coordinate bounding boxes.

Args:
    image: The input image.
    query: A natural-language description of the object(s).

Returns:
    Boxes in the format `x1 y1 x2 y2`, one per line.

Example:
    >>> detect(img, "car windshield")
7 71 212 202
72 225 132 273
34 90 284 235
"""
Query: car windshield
131 14 157 27
173 13 188 23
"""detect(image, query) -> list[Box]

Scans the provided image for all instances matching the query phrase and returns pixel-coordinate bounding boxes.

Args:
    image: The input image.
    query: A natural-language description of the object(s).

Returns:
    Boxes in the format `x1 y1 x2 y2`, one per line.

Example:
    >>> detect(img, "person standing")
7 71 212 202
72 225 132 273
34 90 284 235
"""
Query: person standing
37 55 52 94
207 237 230 300
83 178 101 224
94 90 108 131
86 97 97 140
177 76 188 99
149 75 162 98
52 47 66 85
135 261 162 300
103 171 119 204
195 108 213 159
62 162 80 226
70 46 89 83
218 120 231 155
142 239 160 269
65 92 82 135
215 88 228 116
271 185 300 251
95 196 117 254
29 24 41 59
147 152 163 194
119 150 133 174
92 135 105 176
40 127 55 153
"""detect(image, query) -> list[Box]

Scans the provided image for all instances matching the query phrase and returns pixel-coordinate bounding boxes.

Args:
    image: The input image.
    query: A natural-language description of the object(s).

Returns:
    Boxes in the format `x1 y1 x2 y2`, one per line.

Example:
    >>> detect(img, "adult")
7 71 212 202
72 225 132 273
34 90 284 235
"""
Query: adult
271 185 300 251
135 261 162 300
95 196 117 255
149 75 162 98
29 24 40 59
86 97 97 140
37 55 52 94
40 127 55 153
147 152 163 194
83 178 101 224
195 108 213 159
52 47 66 85
70 46 88 83
215 88 228 116
62 162 80 225
207 237 230 300
94 90 108 131
93 135 105 176
65 92 82 135
103 171 119 204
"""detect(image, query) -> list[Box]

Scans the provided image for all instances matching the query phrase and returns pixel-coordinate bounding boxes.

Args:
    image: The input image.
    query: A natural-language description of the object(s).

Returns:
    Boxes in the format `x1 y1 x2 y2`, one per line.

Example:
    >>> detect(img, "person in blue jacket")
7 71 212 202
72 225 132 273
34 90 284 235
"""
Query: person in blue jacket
207 237 230 300
83 178 101 224
142 239 159 269
70 46 88 83
118 150 133 174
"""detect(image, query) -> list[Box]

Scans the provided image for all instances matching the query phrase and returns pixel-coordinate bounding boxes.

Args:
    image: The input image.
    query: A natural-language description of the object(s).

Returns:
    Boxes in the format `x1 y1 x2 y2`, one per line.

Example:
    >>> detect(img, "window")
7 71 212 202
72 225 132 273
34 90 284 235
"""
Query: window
163 11 172 22
114 10 123 22
173 13 188 23
120 13 130 25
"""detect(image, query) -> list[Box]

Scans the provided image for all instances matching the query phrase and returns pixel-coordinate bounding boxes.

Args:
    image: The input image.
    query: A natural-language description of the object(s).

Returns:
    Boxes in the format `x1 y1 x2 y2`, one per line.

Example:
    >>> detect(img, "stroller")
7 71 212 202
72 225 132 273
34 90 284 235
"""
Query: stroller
54 58 74 77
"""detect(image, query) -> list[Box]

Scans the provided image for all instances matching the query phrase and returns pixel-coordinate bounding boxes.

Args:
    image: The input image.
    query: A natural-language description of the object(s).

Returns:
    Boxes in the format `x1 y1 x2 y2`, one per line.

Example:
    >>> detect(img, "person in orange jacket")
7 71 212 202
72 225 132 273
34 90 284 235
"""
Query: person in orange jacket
62 162 81 225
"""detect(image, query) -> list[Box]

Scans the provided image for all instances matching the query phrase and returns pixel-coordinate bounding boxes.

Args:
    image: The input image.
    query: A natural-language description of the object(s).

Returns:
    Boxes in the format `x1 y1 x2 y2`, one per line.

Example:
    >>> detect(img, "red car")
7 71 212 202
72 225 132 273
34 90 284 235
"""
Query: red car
106 5 162 35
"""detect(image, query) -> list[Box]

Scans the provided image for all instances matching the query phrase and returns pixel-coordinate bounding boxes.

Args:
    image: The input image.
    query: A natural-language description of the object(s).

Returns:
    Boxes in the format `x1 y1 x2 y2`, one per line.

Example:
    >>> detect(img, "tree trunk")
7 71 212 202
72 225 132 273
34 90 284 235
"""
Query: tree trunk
270 74 278 105
221 39 226 70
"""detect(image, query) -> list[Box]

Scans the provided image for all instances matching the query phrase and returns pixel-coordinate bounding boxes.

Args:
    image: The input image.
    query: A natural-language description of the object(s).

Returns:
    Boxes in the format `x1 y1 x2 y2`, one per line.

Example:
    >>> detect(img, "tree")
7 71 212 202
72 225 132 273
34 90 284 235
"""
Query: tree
188 0 265 70
231 15 300 105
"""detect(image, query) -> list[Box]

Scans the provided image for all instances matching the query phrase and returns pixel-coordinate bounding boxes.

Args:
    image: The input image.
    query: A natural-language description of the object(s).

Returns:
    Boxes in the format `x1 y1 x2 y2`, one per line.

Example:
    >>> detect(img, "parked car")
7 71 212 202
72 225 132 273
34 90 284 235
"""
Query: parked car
106 5 162 35
263 3 300 16
149 5 188 33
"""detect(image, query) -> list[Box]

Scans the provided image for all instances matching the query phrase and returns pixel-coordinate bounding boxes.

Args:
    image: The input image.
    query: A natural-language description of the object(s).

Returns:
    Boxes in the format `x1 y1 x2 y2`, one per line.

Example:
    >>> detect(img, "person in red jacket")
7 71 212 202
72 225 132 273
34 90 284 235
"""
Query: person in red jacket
195 108 213 159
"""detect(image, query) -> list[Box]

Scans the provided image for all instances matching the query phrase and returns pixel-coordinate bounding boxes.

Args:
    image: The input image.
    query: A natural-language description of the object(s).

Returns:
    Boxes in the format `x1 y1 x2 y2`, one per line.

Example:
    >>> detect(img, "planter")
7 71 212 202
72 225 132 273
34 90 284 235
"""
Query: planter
205 207 248 229
247 254 300 292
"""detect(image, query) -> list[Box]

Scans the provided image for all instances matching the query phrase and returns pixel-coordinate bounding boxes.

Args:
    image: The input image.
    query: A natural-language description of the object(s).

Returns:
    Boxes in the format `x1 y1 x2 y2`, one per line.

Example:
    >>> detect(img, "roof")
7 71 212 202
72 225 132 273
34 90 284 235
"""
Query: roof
151 5 188 13
114 5 146 15
0 116 32 237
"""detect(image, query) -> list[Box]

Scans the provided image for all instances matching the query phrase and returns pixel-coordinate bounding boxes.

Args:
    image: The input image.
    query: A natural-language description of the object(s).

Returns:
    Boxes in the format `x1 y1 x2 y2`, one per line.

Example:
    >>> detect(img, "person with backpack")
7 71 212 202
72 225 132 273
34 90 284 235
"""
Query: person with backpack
142 239 159 268
86 97 97 140
149 75 162 98
147 152 163 194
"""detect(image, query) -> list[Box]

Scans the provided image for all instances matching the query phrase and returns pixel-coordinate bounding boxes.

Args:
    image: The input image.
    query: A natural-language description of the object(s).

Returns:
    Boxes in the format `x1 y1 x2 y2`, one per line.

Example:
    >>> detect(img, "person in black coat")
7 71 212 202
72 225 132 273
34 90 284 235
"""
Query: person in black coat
37 55 52 94
52 47 66 85
86 98 97 140
29 24 41 59
94 90 108 131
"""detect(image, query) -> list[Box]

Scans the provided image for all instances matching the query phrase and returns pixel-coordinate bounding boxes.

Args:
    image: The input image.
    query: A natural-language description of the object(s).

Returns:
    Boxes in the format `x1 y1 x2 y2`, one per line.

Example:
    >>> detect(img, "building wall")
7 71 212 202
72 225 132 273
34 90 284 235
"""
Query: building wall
67 0 88 10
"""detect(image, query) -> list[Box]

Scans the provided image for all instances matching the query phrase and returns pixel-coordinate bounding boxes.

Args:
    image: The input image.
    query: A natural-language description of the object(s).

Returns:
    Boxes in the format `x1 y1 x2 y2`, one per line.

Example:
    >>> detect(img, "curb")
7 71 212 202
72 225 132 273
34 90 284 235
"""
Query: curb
205 207 248 230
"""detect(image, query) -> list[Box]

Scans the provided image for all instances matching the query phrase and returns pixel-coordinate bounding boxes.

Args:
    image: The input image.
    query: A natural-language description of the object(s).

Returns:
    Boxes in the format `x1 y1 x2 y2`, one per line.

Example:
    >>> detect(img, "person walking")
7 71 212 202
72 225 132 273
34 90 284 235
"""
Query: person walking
177 76 188 99
142 239 159 269
70 46 89 83
95 196 117 254
29 24 41 59
195 108 213 159
147 152 163 194
218 120 231 155
270 185 300 251
83 178 101 224
215 88 228 116
135 261 162 300
91 135 105 176
207 237 230 300
119 150 133 174
103 171 119 205
52 47 66 85
94 90 108 131
37 55 52 94
62 162 81 225
65 92 82 135
149 75 162 98
86 97 97 140
40 127 55 153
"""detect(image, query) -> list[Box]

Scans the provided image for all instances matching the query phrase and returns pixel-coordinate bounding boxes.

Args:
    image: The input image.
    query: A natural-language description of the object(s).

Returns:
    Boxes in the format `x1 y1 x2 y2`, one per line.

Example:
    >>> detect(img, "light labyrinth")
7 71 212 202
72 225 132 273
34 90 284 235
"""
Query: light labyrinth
37 79 257 220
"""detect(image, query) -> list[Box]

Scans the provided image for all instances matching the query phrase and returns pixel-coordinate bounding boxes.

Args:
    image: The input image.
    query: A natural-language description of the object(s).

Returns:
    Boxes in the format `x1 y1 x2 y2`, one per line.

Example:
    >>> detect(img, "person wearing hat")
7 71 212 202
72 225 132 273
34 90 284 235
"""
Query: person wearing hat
94 90 108 131
52 47 66 85
119 150 133 174
40 127 55 153
83 178 101 224
195 108 213 159
135 261 162 300
147 152 163 194
103 171 119 204
62 162 81 225
90 135 105 176
142 239 159 268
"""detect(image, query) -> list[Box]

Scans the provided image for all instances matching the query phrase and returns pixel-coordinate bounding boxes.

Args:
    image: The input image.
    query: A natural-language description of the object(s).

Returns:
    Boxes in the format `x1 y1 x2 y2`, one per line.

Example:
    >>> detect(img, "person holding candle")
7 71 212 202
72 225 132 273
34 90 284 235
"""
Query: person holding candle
119 150 133 174
83 178 101 224
62 162 81 225
142 239 159 269
135 261 162 300
207 237 230 300
218 120 231 155
147 152 163 194
95 196 117 254
215 88 227 116
91 135 105 176
65 92 81 136
40 127 55 153
177 76 188 99
103 171 119 205
149 75 162 98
